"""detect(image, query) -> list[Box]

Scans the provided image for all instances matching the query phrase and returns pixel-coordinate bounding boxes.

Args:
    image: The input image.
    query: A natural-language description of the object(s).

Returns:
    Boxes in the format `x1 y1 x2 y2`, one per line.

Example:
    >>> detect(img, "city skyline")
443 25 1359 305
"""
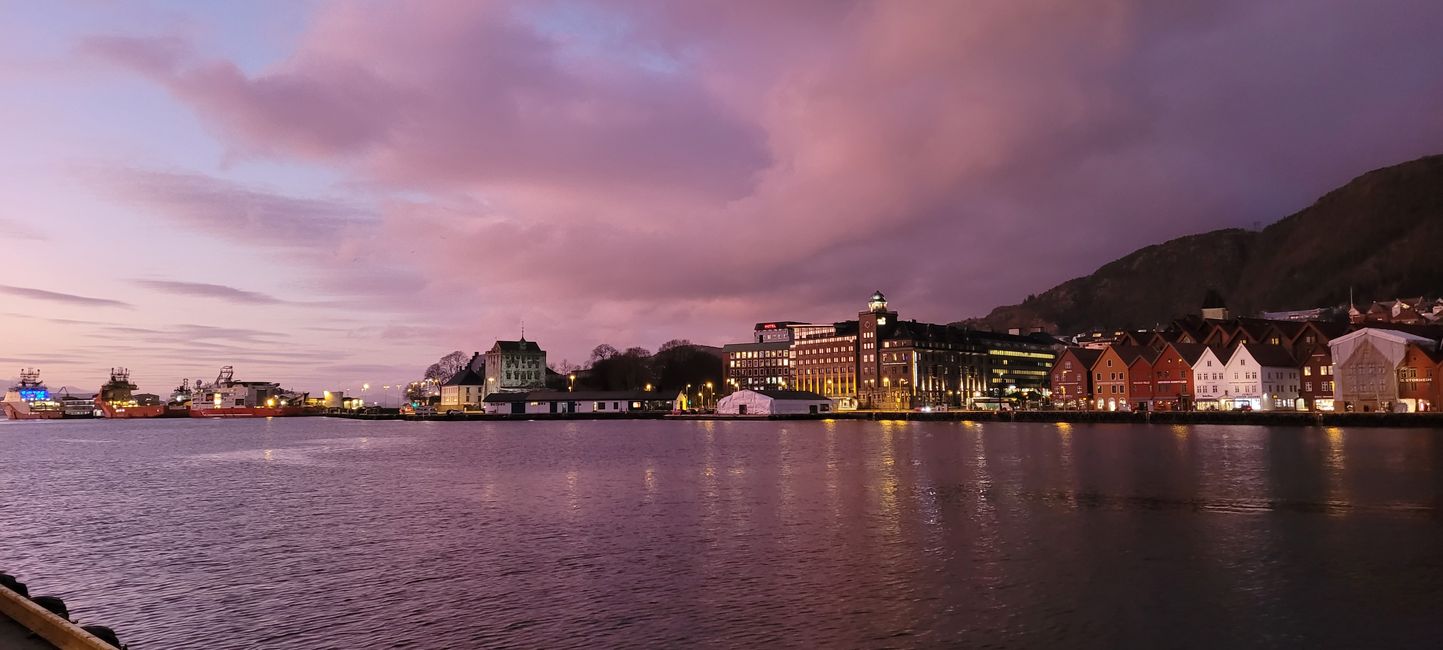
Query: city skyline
4 1 1443 392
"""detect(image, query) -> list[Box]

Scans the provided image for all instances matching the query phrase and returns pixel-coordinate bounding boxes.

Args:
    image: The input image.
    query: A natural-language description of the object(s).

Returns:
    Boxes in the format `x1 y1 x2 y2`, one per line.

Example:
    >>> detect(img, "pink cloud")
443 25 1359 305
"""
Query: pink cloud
76 0 1443 361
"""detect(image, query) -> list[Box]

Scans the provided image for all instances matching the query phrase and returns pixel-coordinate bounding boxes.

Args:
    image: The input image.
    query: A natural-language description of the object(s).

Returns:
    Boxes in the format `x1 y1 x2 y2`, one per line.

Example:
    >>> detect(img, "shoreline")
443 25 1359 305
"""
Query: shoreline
329 409 1443 428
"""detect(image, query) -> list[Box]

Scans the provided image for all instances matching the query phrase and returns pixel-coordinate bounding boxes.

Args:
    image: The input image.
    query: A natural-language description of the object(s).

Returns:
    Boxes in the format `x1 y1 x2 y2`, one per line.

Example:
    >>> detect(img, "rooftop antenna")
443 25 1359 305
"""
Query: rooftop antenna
520 319 525 341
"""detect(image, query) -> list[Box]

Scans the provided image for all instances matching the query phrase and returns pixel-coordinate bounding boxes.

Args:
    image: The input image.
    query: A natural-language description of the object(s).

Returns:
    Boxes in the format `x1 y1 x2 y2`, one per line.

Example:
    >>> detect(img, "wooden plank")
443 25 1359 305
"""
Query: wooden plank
0 586 117 650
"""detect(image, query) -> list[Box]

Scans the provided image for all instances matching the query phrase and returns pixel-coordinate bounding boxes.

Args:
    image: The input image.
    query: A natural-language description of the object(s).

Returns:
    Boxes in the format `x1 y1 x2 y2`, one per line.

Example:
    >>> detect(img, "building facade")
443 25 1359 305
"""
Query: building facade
1049 348 1102 408
1221 343 1300 411
484 339 547 397
1330 328 1441 412
439 358 486 412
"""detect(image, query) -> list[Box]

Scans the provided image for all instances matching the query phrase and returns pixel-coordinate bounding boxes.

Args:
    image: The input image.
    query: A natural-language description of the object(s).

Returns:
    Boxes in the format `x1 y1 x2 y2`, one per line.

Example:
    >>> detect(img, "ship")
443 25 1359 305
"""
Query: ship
2 369 64 420
189 366 306 418
94 367 185 418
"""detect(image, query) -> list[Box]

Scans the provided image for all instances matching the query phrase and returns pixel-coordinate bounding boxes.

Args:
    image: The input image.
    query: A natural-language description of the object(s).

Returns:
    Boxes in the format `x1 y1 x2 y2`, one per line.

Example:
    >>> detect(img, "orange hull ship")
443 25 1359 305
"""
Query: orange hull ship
3 369 64 420
94 367 186 418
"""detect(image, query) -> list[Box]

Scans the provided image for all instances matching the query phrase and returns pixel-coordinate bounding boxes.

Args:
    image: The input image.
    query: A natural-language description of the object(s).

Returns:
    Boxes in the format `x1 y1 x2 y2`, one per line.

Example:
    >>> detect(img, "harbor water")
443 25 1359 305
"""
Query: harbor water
1 418 1440 648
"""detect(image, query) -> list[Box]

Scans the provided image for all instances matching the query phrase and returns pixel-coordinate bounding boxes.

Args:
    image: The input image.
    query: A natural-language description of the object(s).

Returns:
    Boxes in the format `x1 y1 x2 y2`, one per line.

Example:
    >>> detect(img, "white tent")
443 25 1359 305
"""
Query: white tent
716 389 834 416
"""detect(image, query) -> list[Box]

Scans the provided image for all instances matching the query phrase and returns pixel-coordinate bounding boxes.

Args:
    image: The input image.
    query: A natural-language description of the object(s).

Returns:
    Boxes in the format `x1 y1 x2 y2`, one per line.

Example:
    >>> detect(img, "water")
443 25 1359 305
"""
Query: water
1 418 1440 649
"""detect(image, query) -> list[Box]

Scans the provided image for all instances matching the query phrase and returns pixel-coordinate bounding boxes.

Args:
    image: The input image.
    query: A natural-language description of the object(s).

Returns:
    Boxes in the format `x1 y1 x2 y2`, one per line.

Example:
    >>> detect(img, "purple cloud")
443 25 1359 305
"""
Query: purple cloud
0 284 132 308
133 280 287 304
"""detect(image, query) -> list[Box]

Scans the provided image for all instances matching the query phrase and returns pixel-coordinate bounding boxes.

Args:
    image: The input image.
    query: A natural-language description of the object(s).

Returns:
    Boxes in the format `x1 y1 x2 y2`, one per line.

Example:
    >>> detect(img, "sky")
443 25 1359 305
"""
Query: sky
2 0 1442 394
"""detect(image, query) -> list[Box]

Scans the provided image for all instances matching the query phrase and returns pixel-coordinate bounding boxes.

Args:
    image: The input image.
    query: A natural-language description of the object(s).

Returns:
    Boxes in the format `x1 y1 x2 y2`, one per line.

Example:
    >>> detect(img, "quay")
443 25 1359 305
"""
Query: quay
0 573 126 649
328 409 1443 428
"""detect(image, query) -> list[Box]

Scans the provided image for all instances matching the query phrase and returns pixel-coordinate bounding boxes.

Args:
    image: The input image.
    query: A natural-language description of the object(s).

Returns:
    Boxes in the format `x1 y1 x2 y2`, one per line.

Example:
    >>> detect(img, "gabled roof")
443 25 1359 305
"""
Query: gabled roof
1060 347 1104 369
443 366 485 387
1406 342 1443 364
1238 342 1297 368
489 339 543 353
1110 345 1152 365
1167 342 1212 366
1329 326 1442 348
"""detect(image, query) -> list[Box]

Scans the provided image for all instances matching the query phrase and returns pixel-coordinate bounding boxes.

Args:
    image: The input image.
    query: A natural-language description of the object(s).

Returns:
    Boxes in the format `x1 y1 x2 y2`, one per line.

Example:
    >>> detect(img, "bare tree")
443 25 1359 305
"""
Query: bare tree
589 344 620 364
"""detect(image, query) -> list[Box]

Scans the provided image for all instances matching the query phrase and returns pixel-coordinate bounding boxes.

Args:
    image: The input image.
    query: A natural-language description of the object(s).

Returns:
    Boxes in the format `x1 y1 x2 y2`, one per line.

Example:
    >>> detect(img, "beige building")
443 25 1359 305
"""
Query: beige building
484 339 547 398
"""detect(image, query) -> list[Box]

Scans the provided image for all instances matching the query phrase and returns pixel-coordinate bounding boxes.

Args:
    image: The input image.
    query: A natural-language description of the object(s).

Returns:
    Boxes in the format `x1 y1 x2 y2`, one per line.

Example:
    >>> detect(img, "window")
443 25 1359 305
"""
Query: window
1304 366 1312 376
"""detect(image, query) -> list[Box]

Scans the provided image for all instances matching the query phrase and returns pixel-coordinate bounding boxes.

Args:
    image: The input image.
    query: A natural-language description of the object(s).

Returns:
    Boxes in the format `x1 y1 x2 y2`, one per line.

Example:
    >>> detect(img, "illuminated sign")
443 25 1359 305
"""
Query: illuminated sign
762 323 779 329
18 389 48 401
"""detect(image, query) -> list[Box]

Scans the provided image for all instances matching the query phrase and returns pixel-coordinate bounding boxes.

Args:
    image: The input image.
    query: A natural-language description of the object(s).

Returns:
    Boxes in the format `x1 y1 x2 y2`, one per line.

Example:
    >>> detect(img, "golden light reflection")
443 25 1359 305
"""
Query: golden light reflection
263 449 273 462
1324 427 1345 472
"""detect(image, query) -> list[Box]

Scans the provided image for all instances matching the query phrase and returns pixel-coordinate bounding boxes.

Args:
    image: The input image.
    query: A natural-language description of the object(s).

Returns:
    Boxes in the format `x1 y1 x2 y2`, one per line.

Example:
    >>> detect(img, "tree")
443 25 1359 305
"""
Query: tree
424 350 469 383
409 350 468 402
589 344 620 365
549 359 580 375
650 343 723 392
658 339 692 353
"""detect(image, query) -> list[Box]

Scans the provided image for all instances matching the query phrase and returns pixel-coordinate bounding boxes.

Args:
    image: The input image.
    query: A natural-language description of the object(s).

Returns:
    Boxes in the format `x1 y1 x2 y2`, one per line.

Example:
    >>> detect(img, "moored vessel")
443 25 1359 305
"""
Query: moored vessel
2 369 64 420
95 367 178 418
189 366 306 417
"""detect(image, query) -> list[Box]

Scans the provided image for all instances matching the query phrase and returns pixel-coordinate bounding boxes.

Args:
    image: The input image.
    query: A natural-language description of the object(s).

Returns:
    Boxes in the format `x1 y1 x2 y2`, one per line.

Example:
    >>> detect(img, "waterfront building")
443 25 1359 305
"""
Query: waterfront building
715 389 834 415
732 291 1055 410
439 352 486 412
1126 347 1161 411
1289 321 1347 411
1221 343 1300 411
722 340 794 391
1397 343 1442 412
721 321 832 391
1092 345 1148 411
1049 347 1103 408
792 321 859 407
1151 342 1209 411
1191 346 1230 409
484 338 546 397
481 390 676 415
1330 327 1442 412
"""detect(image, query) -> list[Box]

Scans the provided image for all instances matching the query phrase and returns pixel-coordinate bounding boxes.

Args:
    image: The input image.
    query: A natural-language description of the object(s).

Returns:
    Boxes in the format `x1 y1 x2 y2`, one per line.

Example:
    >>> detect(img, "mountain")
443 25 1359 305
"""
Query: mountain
964 154 1443 333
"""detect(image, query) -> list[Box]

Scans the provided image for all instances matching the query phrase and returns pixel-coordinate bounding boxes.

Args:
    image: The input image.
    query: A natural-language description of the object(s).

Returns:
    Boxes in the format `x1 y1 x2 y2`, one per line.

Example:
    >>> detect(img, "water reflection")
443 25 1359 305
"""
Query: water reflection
0 419 1439 649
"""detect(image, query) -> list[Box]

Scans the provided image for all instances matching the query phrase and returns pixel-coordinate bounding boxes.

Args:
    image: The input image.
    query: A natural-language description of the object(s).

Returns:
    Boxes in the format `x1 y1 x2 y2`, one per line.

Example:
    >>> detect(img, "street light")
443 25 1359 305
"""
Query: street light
569 373 576 392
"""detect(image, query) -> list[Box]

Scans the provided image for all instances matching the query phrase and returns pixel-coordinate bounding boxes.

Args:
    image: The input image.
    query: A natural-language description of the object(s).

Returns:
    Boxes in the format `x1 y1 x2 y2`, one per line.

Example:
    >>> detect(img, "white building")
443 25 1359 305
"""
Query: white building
715 389 834 416
1330 327 1440 412
1191 346 1229 409
439 353 486 413
482 390 676 415
1221 342 1300 411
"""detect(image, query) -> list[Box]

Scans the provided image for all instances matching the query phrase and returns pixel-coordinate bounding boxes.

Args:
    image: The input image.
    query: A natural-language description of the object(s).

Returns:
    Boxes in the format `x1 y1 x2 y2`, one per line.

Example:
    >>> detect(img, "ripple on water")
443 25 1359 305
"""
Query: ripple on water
0 419 1440 649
